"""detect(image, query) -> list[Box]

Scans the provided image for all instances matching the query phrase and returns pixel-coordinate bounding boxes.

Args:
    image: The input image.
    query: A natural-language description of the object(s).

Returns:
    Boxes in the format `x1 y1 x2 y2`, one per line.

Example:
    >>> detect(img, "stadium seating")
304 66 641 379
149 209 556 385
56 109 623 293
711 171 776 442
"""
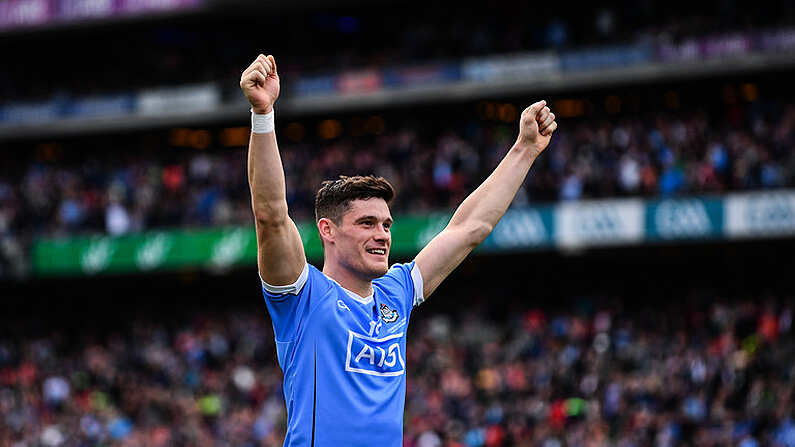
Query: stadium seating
1 296 793 446
1 100 793 238
2 2 795 446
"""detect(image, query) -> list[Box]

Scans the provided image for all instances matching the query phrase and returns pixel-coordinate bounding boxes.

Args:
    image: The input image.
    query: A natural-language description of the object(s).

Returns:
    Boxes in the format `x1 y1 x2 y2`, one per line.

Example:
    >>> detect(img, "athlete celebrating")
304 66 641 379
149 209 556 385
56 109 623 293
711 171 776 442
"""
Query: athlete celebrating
240 53 557 446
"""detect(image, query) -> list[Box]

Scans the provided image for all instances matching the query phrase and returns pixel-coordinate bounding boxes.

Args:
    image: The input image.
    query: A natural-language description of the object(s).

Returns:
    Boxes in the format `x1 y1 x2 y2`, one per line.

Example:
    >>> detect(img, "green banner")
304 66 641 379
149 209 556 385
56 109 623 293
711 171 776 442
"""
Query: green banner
34 227 257 276
33 214 451 277
31 191 795 277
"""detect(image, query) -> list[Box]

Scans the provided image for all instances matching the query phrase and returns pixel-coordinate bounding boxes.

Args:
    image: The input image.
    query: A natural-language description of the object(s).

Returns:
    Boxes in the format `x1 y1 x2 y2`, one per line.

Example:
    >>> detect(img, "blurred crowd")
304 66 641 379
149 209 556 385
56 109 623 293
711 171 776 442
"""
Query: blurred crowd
2 97 795 277
1 294 793 446
2 0 795 279
1 0 793 102
1 100 794 244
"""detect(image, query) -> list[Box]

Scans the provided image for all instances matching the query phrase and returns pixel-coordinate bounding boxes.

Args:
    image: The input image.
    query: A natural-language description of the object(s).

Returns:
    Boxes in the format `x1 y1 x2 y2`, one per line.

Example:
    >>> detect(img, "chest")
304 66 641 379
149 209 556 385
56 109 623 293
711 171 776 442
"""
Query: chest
315 292 409 377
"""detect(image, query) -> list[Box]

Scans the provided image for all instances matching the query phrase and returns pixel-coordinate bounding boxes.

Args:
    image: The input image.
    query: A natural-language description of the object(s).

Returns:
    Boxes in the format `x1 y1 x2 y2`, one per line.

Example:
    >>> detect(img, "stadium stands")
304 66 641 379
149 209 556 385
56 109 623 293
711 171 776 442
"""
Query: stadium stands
1 95 793 239
2 1 795 446
3 1 793 102
1 293 793 446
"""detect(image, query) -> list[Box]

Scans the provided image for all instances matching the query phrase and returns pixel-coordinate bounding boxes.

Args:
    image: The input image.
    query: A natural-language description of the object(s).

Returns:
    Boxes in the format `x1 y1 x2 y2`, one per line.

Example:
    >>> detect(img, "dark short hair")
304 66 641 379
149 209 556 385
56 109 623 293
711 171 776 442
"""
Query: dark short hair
314 175 395 224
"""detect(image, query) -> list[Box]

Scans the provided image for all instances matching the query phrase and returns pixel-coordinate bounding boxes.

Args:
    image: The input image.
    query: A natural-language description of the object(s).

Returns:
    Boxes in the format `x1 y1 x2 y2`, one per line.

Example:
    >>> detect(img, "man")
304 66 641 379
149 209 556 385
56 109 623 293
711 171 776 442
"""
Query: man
241 54 557 446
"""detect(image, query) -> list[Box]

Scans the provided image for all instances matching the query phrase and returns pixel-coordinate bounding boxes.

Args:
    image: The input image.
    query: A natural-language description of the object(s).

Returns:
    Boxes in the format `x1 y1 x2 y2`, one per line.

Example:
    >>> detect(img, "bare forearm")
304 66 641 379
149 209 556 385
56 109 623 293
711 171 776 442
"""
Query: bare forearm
448 144 537 237
446 100 556 240
240 54 287 222
247 131 288 220
415 143 538 298
414 101 556 300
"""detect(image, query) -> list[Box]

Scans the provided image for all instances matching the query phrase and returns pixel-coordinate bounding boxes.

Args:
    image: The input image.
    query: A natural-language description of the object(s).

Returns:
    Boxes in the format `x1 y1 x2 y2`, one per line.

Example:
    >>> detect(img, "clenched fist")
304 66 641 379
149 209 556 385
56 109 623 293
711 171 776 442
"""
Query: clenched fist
516 100 557 157
240 54 279 114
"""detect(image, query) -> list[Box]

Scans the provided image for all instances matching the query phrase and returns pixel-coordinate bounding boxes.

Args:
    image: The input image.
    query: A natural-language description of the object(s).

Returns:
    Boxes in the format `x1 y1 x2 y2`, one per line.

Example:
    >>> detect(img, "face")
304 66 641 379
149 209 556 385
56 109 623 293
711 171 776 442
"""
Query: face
323 198 393 280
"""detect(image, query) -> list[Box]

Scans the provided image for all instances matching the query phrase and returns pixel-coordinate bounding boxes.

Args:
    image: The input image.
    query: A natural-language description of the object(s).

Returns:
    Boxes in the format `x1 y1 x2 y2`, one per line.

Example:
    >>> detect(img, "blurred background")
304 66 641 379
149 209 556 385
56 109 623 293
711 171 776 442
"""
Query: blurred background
2 0 795 445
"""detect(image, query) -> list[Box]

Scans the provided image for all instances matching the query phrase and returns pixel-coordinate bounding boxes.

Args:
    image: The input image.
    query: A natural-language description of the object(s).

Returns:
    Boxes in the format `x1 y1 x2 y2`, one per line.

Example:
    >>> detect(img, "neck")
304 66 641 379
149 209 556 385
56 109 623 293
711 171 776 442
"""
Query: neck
322 261 373 298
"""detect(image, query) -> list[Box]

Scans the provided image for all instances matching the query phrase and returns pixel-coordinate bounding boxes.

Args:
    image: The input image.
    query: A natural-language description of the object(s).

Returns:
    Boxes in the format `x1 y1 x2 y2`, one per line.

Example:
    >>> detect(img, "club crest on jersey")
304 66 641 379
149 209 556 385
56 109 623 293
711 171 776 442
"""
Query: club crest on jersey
379 303 399 323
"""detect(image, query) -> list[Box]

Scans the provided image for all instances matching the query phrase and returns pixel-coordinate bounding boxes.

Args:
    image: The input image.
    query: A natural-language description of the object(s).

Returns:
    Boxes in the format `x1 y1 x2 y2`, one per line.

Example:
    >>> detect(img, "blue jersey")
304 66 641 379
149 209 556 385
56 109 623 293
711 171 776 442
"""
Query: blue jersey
261 261 424 447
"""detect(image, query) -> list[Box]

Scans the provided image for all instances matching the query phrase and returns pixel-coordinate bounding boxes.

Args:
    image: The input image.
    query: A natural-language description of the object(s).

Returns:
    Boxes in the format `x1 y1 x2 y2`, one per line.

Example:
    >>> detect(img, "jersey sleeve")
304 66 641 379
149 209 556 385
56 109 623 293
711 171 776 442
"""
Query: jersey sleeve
260 263 329 342
260 263 310 296
377 261 425 316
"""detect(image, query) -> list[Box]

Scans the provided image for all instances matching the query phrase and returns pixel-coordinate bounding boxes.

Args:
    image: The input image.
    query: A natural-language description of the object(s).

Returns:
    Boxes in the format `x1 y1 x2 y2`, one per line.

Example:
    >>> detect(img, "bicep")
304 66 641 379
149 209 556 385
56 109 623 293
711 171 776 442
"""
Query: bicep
256 216 306 286
414 226 480 299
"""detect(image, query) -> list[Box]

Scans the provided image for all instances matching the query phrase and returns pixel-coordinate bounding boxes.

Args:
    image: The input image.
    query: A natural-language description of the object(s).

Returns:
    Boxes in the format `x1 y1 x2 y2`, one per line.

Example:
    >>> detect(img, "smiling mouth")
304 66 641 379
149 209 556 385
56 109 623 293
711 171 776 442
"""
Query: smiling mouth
366 248 387 256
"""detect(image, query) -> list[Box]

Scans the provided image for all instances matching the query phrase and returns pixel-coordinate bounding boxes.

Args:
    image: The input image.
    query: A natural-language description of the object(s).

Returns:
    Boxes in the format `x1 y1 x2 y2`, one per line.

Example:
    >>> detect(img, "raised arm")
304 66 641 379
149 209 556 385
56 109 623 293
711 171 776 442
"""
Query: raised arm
414 101 557 299
241 54 306 286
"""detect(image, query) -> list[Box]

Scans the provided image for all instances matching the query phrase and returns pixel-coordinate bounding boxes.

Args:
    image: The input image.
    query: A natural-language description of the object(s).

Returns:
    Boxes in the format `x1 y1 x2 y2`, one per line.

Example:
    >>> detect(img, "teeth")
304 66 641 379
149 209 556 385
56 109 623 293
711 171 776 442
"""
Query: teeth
367 249 385 255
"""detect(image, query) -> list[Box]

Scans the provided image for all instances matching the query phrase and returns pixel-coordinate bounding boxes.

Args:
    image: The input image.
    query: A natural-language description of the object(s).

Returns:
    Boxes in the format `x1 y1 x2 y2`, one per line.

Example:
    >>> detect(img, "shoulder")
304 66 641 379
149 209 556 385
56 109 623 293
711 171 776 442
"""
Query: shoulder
261 262 332 298
374 261 415 286
374 261 424 307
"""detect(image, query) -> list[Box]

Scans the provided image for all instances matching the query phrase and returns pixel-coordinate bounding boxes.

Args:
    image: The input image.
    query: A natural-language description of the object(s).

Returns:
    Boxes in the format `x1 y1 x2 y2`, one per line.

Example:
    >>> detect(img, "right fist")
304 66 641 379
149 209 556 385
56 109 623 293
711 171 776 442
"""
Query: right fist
240 54 279 114
515 100 556 158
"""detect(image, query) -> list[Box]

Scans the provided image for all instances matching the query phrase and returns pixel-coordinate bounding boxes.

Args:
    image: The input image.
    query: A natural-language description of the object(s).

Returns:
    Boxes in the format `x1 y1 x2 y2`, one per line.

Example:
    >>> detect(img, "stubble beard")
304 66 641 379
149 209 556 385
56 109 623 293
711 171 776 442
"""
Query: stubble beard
360 252 388 279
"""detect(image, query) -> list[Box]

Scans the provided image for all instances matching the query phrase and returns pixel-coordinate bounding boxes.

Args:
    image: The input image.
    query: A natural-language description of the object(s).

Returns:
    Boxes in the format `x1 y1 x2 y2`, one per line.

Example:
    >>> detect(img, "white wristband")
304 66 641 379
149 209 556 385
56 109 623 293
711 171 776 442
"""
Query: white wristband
251 109 275 134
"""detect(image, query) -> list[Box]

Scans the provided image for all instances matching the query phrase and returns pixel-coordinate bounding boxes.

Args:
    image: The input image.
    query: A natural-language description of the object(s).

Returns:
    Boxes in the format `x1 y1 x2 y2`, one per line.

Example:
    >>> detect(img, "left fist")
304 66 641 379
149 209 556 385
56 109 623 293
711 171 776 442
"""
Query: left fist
516 100 557 157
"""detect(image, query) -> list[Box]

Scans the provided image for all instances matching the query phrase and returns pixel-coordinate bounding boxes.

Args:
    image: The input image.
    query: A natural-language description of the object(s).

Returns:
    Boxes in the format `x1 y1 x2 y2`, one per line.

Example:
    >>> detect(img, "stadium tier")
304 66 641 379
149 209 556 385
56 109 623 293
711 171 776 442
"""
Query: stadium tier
2 1 795 446
2 243 795 446
5 0 793 99
2 74 795 278
1 1 795 137
1 300 791 446
3 75 795 259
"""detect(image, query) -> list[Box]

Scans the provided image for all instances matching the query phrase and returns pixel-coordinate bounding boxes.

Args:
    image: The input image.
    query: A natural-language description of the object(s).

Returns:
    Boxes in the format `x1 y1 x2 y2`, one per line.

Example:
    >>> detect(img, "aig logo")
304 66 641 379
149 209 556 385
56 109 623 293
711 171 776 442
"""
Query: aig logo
345 330 405 377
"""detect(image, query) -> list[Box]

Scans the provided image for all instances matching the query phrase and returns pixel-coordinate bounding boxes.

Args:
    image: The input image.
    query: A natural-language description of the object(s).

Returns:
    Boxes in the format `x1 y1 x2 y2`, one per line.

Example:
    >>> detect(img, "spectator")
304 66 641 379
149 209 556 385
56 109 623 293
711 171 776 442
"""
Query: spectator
1 297 793 446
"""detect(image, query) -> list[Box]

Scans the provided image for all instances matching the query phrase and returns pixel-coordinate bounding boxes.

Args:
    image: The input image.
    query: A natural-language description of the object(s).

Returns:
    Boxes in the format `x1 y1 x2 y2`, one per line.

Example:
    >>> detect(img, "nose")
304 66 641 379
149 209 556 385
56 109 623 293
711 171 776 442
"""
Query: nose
374 225 389 243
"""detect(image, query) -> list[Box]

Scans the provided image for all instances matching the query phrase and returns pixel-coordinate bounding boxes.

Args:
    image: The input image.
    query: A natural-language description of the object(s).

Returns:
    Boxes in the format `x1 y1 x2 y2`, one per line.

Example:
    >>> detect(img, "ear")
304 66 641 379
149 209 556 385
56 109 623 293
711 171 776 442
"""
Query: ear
317 218 336 246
